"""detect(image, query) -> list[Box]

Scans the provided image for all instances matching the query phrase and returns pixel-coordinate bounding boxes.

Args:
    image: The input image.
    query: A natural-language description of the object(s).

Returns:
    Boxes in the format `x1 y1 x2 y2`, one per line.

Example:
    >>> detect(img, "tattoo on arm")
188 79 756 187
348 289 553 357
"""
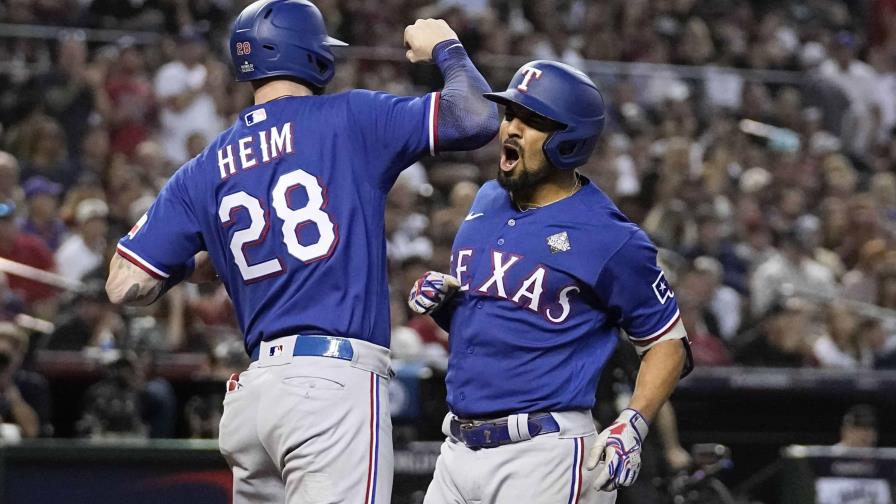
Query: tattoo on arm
122 281 164 305
107 255 165 306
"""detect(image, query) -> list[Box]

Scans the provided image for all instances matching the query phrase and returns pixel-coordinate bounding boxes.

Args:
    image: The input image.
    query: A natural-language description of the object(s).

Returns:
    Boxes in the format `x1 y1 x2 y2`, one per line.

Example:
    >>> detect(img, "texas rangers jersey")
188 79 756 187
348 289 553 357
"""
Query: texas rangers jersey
117 91 440 355
443 179 680 418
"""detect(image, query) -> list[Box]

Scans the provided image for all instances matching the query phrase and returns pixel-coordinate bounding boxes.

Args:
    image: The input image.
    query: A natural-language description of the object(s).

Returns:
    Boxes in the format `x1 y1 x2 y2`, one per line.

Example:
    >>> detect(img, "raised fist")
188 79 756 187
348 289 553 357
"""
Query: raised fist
403 18 459 63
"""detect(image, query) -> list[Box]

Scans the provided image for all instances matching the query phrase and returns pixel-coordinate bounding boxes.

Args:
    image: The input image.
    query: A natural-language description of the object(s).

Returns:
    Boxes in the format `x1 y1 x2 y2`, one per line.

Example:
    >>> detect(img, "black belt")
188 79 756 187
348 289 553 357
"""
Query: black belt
450 413 560 449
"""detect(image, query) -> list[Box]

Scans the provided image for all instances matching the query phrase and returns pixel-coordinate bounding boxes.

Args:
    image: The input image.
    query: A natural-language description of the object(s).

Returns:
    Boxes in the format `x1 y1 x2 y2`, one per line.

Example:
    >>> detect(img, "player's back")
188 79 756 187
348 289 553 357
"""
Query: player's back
125 89 439 356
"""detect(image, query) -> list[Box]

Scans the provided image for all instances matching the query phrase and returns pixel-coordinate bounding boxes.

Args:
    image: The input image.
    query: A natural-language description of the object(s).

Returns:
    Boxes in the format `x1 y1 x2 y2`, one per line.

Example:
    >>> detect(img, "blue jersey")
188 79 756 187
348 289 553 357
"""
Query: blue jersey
442 179 680 418
117 90 440 355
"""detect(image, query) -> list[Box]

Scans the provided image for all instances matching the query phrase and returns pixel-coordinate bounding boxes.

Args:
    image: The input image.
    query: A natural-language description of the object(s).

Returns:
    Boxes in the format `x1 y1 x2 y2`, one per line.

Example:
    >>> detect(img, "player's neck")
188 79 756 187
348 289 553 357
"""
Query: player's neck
253 80 314 105
513 171 580 210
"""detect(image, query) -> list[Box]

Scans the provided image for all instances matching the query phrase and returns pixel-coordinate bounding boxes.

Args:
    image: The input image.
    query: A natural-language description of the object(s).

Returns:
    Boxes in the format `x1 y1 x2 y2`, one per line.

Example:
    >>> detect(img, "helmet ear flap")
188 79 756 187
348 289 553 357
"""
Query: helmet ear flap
544 131 599 170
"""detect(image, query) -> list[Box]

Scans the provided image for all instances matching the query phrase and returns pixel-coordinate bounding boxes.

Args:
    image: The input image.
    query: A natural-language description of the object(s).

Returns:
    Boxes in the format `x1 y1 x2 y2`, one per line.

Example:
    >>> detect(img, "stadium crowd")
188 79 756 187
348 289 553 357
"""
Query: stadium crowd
0 0 893 438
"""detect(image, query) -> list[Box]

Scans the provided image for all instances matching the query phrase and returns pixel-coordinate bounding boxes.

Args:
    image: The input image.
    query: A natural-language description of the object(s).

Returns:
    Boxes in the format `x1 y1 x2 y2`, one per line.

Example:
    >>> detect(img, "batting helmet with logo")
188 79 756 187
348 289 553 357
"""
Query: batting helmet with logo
229 0 347 92
484 60 606 170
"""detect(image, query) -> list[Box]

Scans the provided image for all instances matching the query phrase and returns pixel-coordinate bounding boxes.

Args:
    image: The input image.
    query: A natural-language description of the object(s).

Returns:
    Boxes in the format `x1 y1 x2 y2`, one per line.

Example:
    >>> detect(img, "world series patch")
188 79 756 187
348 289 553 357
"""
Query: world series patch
547 231 571 253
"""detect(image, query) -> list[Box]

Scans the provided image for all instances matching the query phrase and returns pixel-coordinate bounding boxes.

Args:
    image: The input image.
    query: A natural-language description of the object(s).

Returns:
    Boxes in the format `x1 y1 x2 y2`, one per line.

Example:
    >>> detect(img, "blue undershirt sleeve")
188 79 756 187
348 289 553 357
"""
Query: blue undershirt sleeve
432 40 499 153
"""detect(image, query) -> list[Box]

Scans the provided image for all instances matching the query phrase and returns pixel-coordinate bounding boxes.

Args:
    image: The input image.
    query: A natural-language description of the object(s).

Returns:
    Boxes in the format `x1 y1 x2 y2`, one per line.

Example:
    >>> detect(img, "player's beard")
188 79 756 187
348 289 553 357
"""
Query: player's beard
497 156 551 193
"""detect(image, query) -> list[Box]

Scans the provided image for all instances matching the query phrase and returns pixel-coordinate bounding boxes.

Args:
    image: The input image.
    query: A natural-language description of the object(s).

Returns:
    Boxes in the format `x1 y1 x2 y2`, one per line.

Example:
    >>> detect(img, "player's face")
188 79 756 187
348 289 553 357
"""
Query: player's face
497 104 564 192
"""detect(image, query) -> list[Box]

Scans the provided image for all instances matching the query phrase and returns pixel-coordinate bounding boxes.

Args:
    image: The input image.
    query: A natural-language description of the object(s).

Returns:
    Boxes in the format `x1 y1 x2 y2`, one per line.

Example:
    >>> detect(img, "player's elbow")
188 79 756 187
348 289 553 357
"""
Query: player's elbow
437 95 500 151
466 101 500 148
105 274 128 306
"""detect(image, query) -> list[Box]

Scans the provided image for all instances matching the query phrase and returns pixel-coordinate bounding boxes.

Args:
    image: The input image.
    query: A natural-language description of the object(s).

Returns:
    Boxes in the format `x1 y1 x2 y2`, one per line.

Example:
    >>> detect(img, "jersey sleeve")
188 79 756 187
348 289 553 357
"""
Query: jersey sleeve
594 230 683 354
348 90 437 189
116 168 204 279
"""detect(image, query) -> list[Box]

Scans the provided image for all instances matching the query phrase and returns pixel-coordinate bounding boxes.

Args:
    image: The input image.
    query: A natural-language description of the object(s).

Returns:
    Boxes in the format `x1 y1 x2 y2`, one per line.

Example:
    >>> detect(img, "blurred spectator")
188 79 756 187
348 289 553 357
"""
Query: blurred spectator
750 229 838 317
0 201 58 317
879 255 896 309
76 350 178 439
693 256 743 342
429 180 478 247
836 404 879 449
46 280 122 351
78 126 111 178
55 198 109 283
863 317 896 369
184 394 223 439
153 30 223 165
0 151 24 207
0 322 50 438
682 209 748 293
133 140 171 190
185 131 208 160
676 264 734 367
812 303 872 369
734 297 817 367
19 176 67 251
31 30 97 158
386 176 432 263
819 32 882 158
794 214 846 280
77 356 147 439
15 114 78 188
104 41 156 157
841 239 889 303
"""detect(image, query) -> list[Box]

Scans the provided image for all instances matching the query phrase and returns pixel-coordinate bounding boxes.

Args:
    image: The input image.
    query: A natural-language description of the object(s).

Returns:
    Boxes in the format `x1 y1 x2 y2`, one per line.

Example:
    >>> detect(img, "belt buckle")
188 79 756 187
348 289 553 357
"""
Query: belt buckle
459 421 500 449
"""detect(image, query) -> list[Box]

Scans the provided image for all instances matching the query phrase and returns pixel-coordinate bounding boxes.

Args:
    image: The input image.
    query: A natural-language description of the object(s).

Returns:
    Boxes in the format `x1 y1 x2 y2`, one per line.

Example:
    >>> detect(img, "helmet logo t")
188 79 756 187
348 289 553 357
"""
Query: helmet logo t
517 66 543 92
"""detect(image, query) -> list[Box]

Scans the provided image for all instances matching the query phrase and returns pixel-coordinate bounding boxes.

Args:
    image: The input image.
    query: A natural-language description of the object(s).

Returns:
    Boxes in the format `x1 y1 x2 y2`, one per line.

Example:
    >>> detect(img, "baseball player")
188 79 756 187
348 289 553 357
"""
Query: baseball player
408 61 692 504
105 1 499 502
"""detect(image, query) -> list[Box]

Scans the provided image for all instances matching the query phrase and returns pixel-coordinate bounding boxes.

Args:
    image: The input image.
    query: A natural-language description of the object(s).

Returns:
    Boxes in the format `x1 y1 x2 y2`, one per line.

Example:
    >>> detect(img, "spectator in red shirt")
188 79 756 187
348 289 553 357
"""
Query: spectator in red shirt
0 202 58 318
104 41 156 157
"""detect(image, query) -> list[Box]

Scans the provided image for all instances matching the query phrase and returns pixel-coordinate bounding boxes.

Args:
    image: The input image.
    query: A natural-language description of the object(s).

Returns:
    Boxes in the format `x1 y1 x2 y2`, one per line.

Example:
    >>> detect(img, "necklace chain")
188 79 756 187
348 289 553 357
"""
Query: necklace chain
516 175 582 212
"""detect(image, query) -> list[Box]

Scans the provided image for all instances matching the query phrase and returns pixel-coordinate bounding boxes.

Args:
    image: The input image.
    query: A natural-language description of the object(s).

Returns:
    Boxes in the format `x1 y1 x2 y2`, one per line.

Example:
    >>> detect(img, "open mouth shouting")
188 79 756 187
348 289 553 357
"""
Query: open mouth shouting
501 142 521 172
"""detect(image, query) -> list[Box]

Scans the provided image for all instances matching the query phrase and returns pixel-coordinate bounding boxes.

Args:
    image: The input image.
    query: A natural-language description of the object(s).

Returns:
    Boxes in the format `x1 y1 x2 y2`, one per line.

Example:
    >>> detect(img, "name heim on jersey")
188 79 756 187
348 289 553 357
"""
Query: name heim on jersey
217 121 294 180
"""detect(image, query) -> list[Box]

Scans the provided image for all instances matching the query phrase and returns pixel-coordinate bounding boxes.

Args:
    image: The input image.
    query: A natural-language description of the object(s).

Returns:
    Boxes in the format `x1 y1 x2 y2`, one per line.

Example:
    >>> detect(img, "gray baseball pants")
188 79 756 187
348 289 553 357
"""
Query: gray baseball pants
423 411 617 504
218 336 393 504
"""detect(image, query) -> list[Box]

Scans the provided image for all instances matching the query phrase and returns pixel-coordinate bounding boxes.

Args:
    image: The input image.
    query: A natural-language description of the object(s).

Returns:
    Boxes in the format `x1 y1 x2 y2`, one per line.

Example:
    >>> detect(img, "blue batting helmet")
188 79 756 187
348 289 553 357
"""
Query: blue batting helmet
484 60 606 170
229 0 347 92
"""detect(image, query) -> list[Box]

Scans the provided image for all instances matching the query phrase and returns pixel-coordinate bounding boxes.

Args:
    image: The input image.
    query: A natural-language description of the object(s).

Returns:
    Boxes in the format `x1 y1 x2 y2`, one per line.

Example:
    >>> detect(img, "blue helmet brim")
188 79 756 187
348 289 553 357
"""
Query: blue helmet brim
483 90 568 128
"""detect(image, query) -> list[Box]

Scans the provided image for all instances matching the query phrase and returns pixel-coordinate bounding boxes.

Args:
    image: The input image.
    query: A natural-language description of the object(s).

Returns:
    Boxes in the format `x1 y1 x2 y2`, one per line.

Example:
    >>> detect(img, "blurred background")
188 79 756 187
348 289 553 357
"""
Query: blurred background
0 0 895 503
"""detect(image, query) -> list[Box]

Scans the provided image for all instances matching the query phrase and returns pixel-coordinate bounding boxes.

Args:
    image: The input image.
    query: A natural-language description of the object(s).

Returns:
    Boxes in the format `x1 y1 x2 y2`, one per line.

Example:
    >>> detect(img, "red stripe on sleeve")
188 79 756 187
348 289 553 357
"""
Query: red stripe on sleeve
116 247 165 280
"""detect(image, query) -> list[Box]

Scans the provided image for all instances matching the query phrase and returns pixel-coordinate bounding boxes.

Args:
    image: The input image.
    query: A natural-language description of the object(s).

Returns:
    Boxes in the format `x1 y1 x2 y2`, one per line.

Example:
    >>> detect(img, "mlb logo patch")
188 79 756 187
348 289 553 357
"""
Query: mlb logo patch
245 108 267 126
652 272 674 304
269 344 284 357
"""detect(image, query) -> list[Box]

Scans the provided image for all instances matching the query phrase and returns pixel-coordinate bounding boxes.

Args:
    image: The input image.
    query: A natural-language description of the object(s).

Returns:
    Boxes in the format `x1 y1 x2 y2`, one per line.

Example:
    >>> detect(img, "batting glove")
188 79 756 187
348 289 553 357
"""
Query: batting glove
408 271 460 315
587 408 649 491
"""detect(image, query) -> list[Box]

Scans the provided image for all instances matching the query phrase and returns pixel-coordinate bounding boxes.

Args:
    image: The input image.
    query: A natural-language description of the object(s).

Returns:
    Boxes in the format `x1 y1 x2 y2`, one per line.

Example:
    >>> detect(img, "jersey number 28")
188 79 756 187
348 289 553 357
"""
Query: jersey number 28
218 169 337 282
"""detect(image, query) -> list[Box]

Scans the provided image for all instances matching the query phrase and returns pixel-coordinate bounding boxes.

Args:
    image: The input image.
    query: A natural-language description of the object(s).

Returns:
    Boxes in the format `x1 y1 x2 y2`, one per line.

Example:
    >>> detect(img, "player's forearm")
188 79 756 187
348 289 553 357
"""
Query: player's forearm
434 41 499 151
627 339 685 423
106 254 166 306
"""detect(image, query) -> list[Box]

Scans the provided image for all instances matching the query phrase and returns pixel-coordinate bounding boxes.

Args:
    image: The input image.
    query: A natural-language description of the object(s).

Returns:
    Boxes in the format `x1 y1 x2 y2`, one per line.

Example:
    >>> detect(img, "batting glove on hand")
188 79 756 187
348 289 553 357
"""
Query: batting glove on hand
587 408 649 491
408 271 460 315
